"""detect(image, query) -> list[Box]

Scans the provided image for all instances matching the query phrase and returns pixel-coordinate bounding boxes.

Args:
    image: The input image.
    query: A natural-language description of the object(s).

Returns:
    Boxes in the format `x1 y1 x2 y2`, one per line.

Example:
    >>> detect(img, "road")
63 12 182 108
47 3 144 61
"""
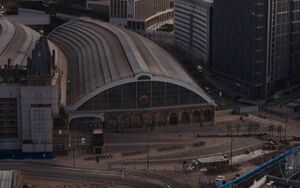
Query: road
115 142 263 166
0 161 185 188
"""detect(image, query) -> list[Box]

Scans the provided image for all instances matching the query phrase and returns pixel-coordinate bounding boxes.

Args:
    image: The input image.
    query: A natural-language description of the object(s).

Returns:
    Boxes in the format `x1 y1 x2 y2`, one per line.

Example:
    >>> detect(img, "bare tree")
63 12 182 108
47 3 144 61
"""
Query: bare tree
247 122 255 136
236 123 241 136
254 123 260 136
277 126 282 141
227 124 233 136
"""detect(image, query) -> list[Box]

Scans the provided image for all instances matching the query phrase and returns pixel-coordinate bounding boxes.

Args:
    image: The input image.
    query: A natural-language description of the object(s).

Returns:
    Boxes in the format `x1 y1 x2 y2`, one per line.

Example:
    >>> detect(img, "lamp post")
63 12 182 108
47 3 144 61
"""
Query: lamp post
230 129 233 166
285 116 288 141
230 130 233 166
146 141 150 170
69 144 75 167
146 127 151 170
72 147 75 167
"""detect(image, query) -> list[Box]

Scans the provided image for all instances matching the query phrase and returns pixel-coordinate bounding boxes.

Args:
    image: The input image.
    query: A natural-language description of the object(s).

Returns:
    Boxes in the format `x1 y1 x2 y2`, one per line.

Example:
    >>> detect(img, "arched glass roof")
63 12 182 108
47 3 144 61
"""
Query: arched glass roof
48 17 215 110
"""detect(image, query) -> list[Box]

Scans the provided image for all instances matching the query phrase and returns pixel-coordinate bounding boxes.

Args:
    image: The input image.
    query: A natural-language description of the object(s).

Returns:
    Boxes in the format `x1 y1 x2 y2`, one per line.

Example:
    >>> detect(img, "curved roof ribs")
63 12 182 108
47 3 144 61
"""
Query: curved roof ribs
48 18 215 109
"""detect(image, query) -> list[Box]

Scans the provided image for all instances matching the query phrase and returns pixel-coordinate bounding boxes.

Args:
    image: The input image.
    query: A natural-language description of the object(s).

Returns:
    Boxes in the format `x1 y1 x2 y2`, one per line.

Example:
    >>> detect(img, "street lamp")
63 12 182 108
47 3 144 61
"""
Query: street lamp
69 142 76 167
146 136 150 170
146 127 151 170
230 131 233 166
285 116 288 141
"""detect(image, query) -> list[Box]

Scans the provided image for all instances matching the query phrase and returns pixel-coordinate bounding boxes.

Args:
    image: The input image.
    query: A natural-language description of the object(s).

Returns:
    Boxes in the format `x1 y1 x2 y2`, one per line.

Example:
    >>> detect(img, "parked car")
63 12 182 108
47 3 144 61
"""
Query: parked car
196 65 204 73
215 175 226 187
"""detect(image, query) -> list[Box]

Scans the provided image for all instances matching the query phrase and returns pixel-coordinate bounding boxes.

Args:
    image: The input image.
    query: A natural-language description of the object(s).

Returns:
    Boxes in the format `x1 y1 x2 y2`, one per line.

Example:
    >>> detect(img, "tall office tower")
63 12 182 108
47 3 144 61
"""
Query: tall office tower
267 0 300 94
212 0 300 99
288 0 300 86
110 0 174 31
86 0 109 15
174 0 213 65
58 0 87 8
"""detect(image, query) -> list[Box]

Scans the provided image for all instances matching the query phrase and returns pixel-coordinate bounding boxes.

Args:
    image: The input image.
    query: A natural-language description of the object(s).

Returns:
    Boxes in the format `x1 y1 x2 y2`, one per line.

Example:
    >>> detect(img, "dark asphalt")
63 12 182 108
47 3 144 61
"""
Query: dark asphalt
0 161 186 188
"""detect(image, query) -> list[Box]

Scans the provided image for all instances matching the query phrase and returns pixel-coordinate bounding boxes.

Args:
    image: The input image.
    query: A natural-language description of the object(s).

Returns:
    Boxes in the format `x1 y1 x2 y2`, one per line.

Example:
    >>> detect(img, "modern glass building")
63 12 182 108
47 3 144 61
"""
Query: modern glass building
212 0 300 99
174 0 213 64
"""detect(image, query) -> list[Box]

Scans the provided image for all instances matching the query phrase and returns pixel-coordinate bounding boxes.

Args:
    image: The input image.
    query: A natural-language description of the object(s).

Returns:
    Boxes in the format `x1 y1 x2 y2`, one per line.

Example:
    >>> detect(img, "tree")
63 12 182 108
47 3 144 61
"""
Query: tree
236 123 241 136
247 122 255 136
277 126 282 141
254 123 260 136
227 124 233 136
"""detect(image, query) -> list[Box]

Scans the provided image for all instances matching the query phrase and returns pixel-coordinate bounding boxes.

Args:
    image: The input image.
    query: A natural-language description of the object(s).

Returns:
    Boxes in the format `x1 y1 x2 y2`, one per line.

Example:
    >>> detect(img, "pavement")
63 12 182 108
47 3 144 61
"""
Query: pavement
1 110 290 187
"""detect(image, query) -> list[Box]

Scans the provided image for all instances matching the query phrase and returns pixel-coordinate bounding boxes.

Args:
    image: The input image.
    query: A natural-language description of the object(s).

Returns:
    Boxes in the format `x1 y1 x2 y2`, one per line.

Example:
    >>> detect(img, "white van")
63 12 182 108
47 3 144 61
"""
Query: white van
215 175 226 187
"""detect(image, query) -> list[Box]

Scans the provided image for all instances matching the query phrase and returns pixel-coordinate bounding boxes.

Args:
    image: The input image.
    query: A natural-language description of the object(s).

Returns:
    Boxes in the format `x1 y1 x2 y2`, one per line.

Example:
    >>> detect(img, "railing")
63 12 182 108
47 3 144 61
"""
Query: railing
219 145 300 188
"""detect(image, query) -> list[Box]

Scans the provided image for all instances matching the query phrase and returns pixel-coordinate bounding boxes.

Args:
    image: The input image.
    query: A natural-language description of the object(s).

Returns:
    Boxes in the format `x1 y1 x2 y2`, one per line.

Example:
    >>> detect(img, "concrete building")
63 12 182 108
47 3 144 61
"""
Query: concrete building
110 0 174 31
174 0 213 65
86 0 109 15
212 0 300 99
0 170 23 188
58 0 87 8
0 19 67 158
4 8 51 26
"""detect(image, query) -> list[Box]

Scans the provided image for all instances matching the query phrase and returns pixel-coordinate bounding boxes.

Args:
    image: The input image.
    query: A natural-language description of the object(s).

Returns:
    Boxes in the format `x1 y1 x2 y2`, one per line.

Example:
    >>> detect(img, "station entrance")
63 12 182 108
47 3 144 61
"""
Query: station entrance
69 116 103 155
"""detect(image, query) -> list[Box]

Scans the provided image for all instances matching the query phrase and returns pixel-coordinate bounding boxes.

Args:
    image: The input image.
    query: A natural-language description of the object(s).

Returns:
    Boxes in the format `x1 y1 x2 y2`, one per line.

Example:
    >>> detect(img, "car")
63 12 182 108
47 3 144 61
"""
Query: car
273 94 280 100
196 65 204 73
215 175 226 186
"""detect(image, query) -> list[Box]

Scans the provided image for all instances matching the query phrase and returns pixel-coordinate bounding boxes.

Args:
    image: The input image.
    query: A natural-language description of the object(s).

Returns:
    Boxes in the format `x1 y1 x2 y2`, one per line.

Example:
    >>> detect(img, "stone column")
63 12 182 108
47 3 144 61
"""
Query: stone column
166 111 170 127
178 111 182 127
200 110 204 126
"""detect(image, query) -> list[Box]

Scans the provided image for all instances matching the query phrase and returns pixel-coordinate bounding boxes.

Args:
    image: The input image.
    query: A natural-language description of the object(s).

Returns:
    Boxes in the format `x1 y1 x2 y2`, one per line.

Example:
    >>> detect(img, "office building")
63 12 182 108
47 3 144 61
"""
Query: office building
110 0 174 30
212 0 300 99
86 0 109 15
0 19 67 158
58 0 87 8
174 0 213 64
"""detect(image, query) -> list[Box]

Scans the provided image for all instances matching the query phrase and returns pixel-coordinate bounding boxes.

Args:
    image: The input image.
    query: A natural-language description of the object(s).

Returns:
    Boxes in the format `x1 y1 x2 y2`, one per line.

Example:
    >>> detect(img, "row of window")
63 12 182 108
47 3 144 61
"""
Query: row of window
105 110 213 129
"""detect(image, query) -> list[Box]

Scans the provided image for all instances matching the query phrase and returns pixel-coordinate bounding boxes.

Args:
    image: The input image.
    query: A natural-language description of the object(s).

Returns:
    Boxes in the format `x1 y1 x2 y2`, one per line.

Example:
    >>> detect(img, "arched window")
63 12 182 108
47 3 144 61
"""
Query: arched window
204 110 213 122
106 116 118 129
145 114 155 127
137 75 151 80
121 115 130 129
131 114 143 128
181 112 189 124
193 111 201 123
78 81 207 111
156 113 166 126
169 112 178 125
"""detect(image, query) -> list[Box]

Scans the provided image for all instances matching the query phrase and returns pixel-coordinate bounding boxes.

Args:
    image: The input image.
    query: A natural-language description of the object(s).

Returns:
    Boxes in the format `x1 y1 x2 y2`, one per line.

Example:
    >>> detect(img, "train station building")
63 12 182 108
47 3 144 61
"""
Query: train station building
49 17 216 131
0 17 215 156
